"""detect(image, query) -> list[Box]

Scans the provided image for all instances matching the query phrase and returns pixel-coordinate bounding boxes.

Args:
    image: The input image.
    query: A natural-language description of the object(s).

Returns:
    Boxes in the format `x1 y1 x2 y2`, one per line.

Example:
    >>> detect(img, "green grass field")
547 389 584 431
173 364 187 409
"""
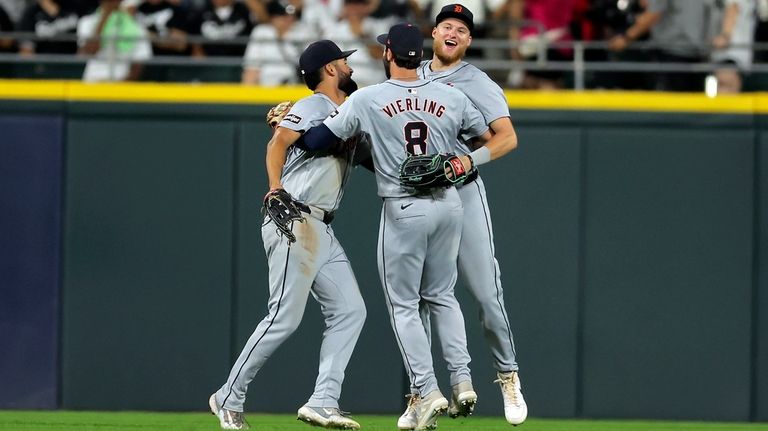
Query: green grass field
1 411 767 431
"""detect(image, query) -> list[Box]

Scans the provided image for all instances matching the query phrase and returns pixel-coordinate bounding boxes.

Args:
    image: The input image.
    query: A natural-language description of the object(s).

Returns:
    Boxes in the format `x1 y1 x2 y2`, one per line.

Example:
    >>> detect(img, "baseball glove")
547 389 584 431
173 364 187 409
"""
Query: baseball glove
399 153 470 190
266 101 293 129
263 189 305 243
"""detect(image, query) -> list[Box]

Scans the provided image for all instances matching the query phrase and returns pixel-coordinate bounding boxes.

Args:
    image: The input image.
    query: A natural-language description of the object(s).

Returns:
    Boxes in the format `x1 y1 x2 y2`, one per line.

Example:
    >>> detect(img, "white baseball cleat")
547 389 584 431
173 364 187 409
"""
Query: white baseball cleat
447 380 477 418
297 404 361 430
494 371 528 426
397 393 420 430
209 393 249 430
414 390 448 431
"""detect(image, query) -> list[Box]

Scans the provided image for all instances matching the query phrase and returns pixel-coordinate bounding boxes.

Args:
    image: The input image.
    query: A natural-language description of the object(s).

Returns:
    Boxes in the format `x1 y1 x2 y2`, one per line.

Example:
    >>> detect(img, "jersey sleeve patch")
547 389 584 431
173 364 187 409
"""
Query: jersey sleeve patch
284 113 302 124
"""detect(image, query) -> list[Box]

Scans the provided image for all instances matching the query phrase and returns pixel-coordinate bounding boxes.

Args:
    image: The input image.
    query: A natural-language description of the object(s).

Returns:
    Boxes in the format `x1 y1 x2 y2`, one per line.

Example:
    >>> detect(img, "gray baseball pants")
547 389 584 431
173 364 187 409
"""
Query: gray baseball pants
215 216 366 412
378 187 472 397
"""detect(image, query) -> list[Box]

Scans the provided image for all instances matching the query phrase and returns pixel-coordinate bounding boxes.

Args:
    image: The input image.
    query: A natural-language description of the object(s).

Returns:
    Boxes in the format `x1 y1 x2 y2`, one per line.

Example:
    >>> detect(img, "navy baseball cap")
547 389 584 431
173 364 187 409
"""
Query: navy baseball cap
376 23 423 60
435 3 474 32
299 40 356 75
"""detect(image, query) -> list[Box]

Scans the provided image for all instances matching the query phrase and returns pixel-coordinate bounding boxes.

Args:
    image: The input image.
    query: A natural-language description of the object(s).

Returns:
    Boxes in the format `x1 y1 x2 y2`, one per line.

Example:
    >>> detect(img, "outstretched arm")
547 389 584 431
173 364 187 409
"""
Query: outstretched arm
460 117 518 171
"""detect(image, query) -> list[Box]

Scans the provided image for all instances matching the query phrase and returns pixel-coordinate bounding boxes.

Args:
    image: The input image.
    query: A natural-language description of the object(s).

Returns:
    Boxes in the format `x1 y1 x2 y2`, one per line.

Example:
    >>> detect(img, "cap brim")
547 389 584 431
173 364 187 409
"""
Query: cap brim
376 34 388 45
340 49 357 59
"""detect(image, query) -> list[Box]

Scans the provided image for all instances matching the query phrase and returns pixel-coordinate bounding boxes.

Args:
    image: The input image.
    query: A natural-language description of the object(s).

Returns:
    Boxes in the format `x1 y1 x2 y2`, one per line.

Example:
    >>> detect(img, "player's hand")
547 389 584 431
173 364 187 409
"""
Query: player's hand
459 155 473 174
444 156 472 180
266 185 283 197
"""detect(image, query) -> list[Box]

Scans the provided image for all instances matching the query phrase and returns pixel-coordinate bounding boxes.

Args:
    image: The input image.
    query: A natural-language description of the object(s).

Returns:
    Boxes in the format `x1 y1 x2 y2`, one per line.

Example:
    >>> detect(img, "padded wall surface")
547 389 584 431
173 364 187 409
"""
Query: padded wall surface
0 116 62 409
756 132 768 421
581 128 755 420
0 100 760 420
62 119 236 410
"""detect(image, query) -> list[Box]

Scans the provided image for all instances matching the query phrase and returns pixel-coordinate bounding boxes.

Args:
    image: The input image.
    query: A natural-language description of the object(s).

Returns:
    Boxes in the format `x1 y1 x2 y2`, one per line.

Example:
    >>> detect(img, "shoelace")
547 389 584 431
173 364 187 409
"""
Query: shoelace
336 409 353 417
494 374 520 406
404 394 421 413
223 410 249 429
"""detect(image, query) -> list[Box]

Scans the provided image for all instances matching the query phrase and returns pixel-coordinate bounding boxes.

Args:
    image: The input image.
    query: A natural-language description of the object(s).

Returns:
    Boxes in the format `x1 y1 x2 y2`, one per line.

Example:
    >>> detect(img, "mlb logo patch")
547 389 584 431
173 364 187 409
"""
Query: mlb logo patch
284 113 302 124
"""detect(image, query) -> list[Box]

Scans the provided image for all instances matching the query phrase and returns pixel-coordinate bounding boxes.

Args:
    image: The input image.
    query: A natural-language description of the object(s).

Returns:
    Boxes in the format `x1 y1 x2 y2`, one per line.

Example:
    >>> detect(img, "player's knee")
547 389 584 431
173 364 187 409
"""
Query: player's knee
282 313 304 334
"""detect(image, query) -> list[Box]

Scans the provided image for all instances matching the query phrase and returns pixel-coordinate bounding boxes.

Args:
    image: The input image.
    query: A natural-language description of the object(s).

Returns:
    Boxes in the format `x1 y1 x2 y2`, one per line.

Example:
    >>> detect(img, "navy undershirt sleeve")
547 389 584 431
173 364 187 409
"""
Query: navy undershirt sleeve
297 123 338 151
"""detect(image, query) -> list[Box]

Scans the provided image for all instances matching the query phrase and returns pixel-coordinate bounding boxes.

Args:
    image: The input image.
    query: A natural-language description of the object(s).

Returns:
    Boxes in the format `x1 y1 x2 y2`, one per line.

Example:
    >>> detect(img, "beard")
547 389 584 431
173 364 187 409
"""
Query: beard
335 66 358 95
383 58 391 79
337 67 352 89
433 39 467 64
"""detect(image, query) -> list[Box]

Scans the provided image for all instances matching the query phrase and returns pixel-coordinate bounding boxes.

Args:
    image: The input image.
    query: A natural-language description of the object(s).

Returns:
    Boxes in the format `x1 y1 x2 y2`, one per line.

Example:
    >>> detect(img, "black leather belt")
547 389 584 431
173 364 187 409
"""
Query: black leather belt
296 202 335 225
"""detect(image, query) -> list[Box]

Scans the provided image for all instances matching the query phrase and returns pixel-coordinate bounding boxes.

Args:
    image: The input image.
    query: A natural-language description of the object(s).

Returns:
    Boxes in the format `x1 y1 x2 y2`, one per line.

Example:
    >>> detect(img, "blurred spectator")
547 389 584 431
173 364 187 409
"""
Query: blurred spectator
0 2 15 53
189 0 252 57
241 0 303 24
77 0 153 81
299 0 340 33
369 0 422 22
708 0 755 94
242 0 268 23
569 0 593 40
587 0 651 89
507 0 578 89
241 0 315 84
321 0 387 86
18 0 80 56
608 0 709 92
0 0 28 23
755 0 768 63
588 0 647 38
135 0 191 55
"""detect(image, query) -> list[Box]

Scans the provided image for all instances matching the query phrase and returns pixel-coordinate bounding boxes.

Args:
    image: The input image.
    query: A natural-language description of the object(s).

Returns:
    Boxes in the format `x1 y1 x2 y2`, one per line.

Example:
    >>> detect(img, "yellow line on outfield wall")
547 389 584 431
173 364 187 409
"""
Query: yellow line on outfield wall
503 90 758 114
0 79 764 113
0 80 313 104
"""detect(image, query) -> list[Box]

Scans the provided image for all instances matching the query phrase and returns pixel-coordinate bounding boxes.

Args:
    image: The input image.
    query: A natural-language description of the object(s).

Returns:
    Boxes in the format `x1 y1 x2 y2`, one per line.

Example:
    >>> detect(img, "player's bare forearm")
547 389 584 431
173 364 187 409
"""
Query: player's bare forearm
265 127 300 190
480 118 518 158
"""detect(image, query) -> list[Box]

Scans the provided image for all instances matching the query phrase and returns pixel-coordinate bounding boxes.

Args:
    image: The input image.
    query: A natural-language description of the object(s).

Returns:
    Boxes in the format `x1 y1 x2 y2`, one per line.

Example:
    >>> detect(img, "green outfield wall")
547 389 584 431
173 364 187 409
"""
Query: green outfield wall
0 82 765 421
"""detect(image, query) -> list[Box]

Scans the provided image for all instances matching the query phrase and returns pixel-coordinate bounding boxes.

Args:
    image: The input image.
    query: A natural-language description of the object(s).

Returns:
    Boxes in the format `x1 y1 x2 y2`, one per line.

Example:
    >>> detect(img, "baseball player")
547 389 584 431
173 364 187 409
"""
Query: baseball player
208 40 366 430
300 23 516 430
399 4 527 428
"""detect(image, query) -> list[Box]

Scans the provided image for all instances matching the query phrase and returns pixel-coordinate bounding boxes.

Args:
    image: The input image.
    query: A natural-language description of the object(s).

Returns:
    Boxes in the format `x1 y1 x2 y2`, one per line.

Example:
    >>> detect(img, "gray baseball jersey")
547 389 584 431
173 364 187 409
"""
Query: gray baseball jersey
214 93 366 413
279 93 354 212
324 78 487 396
418 60 519 373
326 78 488 197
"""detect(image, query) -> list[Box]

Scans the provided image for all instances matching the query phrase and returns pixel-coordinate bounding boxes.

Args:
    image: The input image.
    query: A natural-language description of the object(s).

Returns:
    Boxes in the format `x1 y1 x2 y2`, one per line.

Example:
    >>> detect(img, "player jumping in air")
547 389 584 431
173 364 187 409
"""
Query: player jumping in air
400 4 527 428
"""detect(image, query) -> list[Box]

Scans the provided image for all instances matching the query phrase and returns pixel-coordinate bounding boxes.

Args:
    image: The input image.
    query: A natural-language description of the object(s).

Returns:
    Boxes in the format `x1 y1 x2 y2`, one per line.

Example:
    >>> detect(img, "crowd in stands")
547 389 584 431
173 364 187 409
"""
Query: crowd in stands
0 0 765 92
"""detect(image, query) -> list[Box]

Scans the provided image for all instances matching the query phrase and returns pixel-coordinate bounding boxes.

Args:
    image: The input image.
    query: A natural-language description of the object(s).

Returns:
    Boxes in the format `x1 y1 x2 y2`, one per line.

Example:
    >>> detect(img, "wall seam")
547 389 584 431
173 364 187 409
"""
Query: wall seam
750 119 761 422
575 126 588 417
230 122 241 362
56 101 70 409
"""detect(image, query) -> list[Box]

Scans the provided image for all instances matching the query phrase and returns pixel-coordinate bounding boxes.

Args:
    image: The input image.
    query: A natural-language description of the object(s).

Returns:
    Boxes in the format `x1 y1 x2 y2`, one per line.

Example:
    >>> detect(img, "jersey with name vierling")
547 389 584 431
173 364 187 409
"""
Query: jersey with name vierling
324 78 488 198
417 60 510 155
277 93 353 212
